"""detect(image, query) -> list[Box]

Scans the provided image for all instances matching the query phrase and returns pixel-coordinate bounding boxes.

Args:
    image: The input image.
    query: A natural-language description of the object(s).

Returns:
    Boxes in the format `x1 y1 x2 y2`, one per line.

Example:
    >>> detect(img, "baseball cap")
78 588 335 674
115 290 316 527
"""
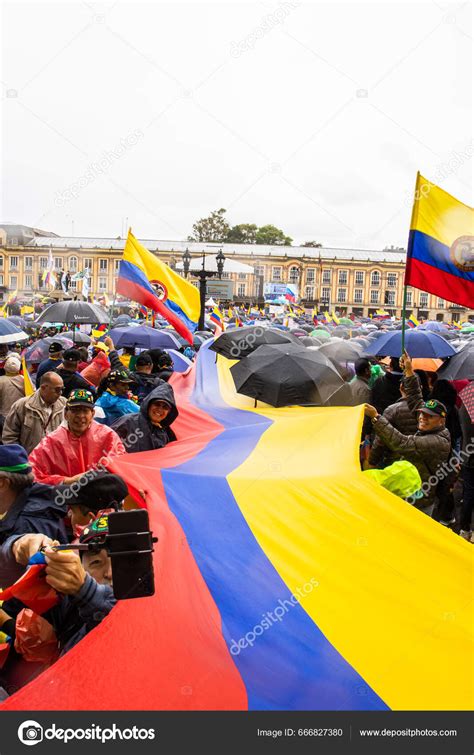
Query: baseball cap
49 342 63 354
109 369 133 383
136 353 153 367
63 348 81 363
0 444 31 475
66 388 95 408
418 399 447 417
93 342 109 353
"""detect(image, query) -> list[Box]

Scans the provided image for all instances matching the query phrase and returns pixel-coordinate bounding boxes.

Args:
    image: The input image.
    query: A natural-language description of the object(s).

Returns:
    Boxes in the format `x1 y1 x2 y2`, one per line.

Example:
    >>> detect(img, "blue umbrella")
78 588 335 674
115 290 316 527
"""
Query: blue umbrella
107 325 181 350
7 315 28 330
418 321 449 332
165 348 193 372
364 330 456 358
0 320 28 344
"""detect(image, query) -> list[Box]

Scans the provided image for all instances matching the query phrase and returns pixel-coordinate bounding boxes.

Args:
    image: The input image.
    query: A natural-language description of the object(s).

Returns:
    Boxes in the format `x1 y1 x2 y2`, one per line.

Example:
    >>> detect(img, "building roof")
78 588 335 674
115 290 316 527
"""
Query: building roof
23 236 407 263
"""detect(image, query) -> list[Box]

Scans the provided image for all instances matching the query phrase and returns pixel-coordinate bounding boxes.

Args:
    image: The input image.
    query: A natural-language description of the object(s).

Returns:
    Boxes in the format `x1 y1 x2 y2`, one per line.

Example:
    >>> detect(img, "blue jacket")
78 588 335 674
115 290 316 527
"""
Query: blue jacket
95 390 139 426
0 483 68 585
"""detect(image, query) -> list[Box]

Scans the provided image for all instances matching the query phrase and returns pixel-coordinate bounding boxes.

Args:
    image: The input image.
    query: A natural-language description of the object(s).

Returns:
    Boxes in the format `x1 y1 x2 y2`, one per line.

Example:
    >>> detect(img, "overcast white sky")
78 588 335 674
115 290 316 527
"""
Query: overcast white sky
1 0 472 248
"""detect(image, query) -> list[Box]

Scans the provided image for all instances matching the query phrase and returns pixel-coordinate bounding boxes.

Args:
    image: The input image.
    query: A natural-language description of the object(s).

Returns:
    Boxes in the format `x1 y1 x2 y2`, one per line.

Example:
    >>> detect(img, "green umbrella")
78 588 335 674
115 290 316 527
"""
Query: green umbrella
338 317 353 326
461 325 474 333
311 328 331 340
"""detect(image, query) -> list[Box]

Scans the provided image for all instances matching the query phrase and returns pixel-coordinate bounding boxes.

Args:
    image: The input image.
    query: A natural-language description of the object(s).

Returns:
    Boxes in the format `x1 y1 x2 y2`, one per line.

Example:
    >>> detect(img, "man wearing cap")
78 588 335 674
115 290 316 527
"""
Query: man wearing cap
0 444 68 585
365 352 451 515
35 342 64 385
95 369 140 426
29 389 125 486
56 348 95 398
2 372 66 454
0 356 24 417
131 353 165 402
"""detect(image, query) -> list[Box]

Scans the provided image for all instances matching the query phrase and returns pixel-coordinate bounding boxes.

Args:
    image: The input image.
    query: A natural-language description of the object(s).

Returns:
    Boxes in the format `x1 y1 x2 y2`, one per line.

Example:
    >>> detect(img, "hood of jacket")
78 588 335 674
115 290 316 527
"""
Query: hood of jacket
140 383 178 428
0 482 66 540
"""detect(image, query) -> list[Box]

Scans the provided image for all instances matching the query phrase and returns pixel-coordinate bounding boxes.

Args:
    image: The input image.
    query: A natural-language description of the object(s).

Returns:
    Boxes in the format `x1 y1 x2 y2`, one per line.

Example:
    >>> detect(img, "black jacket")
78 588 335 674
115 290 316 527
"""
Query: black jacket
371 371 403 414
111 383 178 453
56 368 95 398
0 483 67 547
130 371 165 403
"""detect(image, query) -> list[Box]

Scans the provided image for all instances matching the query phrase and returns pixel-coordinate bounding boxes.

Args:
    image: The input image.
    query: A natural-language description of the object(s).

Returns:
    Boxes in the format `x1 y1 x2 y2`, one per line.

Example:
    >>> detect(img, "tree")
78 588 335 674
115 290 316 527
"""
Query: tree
188 208 229 243
225 223 258 244
301 240 322 248
255 225 292 246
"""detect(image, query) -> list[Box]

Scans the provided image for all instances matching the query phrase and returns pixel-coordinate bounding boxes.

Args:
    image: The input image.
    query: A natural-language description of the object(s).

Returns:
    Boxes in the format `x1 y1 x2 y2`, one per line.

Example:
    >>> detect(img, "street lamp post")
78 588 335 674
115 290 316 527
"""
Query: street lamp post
182 247 226 330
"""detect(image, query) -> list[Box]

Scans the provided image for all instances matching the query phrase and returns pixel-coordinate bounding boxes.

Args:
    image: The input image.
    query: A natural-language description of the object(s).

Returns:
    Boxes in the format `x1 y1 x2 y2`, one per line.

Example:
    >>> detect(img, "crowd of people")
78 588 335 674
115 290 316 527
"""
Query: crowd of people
0 313 472 701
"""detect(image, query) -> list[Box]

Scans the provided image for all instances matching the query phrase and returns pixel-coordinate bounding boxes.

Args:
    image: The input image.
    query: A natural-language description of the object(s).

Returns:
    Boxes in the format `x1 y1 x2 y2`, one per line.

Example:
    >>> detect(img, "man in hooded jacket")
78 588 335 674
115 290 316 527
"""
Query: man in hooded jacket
111 383 178 453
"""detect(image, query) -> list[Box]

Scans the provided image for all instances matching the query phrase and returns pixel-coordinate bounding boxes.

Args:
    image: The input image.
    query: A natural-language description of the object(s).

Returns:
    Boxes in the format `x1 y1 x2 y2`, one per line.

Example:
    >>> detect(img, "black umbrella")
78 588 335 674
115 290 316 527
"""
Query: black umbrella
230 343 347 407
62 330 92 345
437 343 474 380
319 340 363 362
35 301 109 325
211 326 300 360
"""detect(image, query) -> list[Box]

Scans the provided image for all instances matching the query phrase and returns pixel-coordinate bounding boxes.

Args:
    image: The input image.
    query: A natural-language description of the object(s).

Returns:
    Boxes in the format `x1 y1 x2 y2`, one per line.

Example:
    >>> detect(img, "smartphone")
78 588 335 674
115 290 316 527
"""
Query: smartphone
107 509 156 600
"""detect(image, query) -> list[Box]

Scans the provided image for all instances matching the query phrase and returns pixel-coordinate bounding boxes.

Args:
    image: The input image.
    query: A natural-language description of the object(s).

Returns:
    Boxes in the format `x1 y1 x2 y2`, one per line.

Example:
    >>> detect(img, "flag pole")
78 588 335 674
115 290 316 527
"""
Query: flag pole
402 171 420 354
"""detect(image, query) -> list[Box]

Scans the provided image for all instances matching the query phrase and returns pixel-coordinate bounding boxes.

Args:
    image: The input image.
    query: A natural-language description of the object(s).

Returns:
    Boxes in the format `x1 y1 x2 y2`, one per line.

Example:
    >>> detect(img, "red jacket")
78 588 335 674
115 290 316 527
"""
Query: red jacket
29 421 125 485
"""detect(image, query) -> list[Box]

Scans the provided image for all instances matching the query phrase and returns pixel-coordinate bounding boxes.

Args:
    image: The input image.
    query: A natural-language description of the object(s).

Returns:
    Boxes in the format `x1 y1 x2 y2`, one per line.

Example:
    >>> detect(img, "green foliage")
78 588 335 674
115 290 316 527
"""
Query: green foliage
188 208 229 243
225 223 258 244
255 224 292 246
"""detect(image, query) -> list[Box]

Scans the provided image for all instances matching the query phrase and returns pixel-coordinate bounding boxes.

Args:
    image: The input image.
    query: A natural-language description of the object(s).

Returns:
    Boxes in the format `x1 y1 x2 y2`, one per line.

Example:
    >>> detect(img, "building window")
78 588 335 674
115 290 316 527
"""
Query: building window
98 276 107 291
305 286 314 300
237 283 246 297
437 298 445 308
387 273 397 287
54 257 63 270
355 270 364 286
9 275 18 289
24 256 33 270
354 288 363 303
70 279 77 291
420 292 428 306
406 290 413 306
385 290 395 305
238 273 247 280
9 256 19 269
370 289 379 304
0 274 3 286
114 259 121 275
322 269 331 284
24 274 33 289
337 288 347 303
289 266 299 284
254 265 265 277
0 256 3 268
272 266 282 281
39 256 48 270
338 270 348 285
69 256 78 272
99 259 108 272
306 267 315 284
84 258 93 270
321 286 331 304
371 270 381 286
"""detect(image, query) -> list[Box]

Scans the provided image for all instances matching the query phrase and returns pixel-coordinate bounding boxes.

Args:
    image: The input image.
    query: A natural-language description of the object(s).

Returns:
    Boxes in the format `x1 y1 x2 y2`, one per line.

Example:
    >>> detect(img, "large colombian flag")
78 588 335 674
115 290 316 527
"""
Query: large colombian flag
2 341 472 712
117 230 200 343
405 173 473 308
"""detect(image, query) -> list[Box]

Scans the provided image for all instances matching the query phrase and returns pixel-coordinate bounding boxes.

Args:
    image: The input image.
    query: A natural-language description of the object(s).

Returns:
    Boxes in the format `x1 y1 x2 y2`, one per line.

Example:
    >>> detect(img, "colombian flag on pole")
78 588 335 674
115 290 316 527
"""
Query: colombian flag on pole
405 173 474 308
117 230 200 344
407 313 419 328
